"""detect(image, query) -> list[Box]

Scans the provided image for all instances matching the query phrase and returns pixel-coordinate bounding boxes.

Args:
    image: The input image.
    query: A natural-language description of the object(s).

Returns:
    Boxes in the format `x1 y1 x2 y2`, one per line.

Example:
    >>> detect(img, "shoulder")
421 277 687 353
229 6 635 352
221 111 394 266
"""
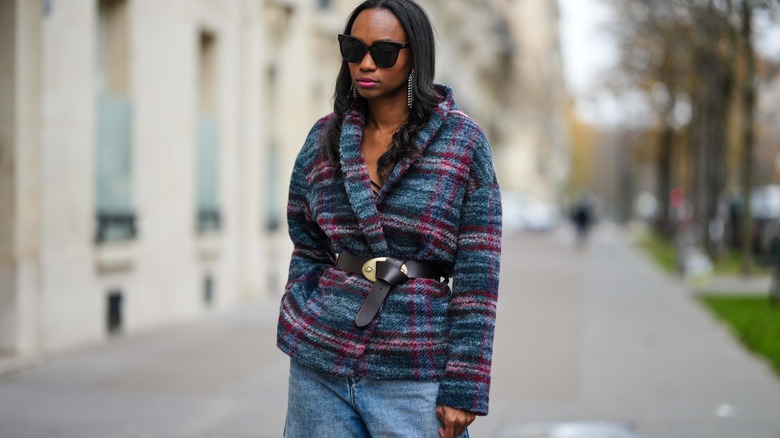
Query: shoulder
441 108 493 172
434 86 496 185
294 113 336 168
433 84 490 155
302 113 336 151
445 108 488 148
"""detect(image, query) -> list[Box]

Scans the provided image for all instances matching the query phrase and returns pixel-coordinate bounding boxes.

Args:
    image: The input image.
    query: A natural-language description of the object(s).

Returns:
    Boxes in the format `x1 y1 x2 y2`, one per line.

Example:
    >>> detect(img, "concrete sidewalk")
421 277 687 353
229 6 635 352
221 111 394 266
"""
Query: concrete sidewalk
1 225 779 437
481 225 780 438
0 305 288 438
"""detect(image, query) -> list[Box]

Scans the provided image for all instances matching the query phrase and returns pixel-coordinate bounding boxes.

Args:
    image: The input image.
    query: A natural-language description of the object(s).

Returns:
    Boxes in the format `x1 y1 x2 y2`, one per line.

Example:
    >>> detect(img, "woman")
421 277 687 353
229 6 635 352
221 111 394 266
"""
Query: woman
277 1 501 436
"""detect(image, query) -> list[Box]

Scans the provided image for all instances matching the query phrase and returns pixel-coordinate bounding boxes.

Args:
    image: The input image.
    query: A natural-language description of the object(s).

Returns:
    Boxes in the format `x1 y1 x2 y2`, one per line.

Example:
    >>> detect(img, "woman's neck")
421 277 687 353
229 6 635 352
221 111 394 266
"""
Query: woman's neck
365 97 409 134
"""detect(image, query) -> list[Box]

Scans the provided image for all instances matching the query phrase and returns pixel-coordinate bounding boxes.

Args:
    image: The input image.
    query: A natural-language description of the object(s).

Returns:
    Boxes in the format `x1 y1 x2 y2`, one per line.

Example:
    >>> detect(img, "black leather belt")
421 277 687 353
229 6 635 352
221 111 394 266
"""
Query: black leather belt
335 253 444 327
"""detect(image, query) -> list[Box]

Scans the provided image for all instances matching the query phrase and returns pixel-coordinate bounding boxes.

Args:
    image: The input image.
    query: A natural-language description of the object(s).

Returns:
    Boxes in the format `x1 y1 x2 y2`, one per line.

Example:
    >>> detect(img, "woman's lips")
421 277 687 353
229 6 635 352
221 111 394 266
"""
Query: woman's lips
357 78 378 88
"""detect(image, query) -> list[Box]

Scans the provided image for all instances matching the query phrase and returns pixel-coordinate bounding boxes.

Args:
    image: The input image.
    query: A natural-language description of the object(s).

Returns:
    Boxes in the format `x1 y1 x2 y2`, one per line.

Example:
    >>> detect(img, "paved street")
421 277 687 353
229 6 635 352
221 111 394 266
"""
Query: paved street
2 225 780 438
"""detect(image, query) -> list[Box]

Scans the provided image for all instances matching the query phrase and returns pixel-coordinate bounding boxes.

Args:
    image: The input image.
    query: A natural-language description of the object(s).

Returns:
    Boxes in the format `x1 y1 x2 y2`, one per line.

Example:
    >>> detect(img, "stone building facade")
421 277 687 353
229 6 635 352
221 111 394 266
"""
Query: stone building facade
0 0 569 359
0 0 274 358
434 0 570 201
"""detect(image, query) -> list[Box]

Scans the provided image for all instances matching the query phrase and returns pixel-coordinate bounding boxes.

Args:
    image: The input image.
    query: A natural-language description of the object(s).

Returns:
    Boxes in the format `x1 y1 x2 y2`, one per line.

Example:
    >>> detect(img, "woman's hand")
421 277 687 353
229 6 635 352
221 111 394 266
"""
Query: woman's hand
436 405 475 438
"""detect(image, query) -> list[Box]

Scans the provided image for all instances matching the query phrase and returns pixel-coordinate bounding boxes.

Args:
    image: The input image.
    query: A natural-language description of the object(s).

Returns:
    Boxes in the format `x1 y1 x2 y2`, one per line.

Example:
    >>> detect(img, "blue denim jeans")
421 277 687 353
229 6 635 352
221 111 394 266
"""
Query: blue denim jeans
284 359 469 438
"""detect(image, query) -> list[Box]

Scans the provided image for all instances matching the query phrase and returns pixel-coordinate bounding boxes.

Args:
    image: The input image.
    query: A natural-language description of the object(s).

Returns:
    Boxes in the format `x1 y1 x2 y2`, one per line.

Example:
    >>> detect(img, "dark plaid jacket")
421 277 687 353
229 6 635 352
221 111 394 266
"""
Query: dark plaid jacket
277 85 502 415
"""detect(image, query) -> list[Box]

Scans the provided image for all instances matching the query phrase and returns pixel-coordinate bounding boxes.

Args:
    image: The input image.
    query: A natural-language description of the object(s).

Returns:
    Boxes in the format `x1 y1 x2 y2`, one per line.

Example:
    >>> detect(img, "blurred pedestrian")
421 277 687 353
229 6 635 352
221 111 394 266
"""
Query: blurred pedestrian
571 196 594 249
276 1 502 437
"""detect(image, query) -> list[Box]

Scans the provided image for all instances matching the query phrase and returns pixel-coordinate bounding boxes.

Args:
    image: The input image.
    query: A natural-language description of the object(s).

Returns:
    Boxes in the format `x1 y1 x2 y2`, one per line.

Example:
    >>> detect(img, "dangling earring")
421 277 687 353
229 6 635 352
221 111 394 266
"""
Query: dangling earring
351 83 357 99
407 70 415 109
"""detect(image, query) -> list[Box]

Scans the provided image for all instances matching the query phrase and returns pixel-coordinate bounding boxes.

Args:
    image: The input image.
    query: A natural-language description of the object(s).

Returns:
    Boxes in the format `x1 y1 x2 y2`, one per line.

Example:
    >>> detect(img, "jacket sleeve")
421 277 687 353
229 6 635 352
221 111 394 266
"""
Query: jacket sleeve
436 132 502 416
284 126 336 297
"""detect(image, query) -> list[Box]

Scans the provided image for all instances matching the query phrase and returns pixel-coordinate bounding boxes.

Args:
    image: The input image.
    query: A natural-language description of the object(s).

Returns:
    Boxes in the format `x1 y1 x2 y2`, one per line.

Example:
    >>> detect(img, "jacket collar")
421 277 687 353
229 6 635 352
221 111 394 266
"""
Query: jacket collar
338 84 455 255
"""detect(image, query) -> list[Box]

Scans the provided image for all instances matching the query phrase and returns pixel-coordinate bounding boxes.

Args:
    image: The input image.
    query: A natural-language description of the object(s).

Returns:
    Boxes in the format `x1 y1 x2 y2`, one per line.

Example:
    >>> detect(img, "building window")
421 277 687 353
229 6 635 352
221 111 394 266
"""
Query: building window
106 290 123 335
197 115 220 232
203 274 215 307
96 0 136 243
196 31 221 234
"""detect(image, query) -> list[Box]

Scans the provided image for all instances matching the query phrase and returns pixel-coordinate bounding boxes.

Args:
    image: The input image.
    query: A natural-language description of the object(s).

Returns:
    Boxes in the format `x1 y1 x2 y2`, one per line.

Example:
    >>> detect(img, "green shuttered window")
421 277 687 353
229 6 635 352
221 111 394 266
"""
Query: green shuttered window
95 92 136 242
197 115 220 233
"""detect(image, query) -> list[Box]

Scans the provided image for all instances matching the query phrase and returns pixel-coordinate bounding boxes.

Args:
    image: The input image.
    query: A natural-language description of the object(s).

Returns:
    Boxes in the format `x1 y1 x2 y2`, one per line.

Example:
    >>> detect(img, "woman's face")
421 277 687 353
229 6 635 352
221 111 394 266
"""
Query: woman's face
348 8 413 103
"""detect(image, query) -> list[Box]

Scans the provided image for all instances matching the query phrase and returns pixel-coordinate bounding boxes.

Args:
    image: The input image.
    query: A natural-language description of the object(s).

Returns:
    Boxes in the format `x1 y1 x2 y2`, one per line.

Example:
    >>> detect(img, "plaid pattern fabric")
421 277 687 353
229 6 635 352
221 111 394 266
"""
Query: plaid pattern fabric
277 84 502 416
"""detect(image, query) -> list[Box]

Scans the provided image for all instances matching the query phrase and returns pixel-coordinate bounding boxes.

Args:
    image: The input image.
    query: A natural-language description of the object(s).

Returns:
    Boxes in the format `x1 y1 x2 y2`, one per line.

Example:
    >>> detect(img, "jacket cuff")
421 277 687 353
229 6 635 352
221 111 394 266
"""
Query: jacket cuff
436 377 490 416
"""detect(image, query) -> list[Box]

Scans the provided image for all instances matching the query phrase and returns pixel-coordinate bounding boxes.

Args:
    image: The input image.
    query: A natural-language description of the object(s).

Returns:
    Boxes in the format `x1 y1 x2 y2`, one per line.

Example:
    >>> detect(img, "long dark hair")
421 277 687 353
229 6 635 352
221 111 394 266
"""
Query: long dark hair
323 0 438 184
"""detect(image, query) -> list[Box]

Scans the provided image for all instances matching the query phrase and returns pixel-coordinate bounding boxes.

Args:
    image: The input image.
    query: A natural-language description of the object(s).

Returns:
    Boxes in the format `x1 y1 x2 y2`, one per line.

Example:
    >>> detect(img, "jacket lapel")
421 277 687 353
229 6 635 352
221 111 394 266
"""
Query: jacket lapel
338 85 454 251
339 109 388 255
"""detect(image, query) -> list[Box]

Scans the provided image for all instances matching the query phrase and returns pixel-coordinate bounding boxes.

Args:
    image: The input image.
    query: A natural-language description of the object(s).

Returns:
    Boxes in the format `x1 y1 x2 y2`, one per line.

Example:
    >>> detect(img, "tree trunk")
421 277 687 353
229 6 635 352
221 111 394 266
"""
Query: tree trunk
739 0 757 276
693 48 723 255
656 116 675 239
688 79 705 241
695 4 735 259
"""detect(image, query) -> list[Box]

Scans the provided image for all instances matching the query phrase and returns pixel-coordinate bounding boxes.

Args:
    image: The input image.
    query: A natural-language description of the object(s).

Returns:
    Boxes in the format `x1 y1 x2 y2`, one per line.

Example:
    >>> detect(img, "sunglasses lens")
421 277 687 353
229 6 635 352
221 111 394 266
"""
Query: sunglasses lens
338 35 405 68
370 44 399 68
340 37 367 63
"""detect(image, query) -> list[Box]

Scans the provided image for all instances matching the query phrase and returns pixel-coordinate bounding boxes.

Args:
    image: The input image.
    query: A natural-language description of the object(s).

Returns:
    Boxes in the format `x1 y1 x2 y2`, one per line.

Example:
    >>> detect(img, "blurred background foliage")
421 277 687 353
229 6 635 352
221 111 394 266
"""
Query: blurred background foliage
566 0 780 275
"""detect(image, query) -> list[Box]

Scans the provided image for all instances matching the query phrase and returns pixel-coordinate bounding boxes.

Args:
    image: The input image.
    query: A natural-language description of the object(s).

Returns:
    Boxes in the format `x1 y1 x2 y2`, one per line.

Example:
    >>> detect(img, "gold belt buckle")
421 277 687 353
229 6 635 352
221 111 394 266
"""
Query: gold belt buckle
361 257 407 282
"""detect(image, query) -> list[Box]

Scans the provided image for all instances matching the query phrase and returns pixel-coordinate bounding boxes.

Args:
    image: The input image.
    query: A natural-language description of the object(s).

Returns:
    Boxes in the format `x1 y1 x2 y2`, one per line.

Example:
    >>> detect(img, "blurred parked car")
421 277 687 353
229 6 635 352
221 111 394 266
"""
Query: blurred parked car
752 184 780 219
751 184 780 264
501 191 558 233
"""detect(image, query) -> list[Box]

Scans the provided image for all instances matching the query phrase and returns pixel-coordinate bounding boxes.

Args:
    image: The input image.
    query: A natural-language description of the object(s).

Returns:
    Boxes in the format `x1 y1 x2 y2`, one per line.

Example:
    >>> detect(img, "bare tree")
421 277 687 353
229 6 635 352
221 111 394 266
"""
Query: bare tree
689 0 737 258
608 0 777 263
608 0 693 237
738 0 757 274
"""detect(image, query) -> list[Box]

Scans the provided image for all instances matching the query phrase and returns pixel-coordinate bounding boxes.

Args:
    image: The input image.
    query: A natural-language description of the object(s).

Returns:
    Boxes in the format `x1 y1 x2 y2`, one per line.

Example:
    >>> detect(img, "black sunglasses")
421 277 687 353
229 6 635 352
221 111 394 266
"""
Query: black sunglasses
338 34 410 68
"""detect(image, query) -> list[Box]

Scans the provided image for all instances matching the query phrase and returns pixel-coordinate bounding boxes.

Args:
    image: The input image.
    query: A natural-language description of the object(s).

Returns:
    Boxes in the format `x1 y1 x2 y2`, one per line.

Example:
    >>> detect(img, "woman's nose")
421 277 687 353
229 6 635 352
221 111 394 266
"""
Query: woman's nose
359 50 377 70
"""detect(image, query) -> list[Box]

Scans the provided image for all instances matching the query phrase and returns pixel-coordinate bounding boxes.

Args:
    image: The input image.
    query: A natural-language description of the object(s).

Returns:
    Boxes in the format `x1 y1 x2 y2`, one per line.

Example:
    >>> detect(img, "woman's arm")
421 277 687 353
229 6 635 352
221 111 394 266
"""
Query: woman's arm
436 133 502 416
284 127 336 295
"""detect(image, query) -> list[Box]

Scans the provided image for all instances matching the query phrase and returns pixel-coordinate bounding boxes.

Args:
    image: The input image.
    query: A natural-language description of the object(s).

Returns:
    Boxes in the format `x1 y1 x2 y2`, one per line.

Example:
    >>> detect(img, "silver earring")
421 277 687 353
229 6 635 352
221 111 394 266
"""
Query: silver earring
407 70 415 109
351 83 357 99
